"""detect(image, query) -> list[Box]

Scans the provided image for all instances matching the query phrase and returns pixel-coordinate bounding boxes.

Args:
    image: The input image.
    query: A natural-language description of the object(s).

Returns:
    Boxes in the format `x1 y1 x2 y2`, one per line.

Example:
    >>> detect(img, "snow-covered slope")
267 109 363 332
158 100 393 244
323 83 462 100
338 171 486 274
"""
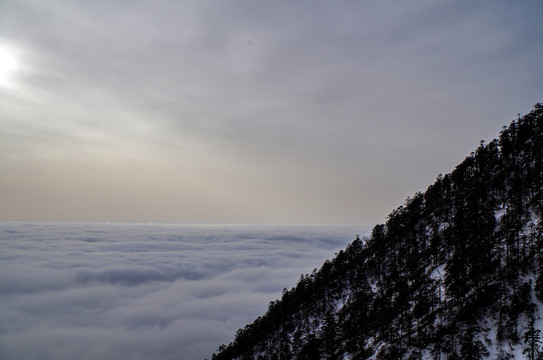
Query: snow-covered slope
210 103 543 360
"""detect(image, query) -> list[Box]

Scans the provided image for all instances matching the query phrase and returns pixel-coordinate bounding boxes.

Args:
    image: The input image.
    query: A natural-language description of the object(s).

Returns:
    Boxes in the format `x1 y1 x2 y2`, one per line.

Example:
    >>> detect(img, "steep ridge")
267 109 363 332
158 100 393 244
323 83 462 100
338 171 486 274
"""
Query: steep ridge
210 104 543 360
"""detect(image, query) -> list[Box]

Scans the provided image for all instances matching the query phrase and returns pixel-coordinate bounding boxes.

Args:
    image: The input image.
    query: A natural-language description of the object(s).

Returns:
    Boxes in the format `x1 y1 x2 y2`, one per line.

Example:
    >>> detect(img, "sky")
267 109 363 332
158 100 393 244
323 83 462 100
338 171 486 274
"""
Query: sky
1 0 542 224
0 222 370 360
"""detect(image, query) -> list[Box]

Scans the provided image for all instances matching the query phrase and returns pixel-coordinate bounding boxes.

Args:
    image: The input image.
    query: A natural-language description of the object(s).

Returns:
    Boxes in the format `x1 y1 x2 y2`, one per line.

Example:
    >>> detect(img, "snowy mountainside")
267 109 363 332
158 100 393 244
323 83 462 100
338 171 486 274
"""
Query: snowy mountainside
210 104 543 360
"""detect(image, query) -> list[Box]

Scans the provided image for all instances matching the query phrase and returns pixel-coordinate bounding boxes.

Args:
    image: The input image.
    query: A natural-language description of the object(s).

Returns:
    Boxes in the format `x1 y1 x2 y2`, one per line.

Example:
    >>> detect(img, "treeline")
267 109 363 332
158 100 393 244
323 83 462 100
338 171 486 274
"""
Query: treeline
211 103 543 360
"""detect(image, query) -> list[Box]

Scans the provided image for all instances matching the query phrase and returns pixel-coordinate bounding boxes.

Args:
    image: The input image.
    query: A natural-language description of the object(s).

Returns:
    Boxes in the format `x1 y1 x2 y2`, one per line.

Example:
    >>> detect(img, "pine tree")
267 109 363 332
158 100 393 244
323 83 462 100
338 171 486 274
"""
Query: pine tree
523 304 542 360
459 323 489 360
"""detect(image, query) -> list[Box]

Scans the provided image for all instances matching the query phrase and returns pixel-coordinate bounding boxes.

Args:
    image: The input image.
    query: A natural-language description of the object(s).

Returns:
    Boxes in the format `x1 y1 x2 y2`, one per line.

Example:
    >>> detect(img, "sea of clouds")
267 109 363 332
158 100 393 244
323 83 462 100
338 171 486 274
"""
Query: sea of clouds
0 222 371 360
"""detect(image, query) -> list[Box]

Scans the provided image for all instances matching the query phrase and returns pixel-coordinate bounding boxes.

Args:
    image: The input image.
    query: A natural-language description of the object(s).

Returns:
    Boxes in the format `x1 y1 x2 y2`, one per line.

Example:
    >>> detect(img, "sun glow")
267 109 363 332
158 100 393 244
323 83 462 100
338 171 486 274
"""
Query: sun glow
0 47 19 87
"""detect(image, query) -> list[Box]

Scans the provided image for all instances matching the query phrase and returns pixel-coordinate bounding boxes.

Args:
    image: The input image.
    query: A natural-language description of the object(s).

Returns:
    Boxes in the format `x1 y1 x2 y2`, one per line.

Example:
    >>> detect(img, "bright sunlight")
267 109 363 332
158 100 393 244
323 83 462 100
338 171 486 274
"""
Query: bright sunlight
0 47 19 87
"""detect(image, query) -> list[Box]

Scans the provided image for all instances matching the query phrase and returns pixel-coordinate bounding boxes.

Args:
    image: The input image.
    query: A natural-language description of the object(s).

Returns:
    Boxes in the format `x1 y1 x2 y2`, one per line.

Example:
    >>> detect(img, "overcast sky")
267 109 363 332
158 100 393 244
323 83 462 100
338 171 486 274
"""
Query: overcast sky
1 0 542 224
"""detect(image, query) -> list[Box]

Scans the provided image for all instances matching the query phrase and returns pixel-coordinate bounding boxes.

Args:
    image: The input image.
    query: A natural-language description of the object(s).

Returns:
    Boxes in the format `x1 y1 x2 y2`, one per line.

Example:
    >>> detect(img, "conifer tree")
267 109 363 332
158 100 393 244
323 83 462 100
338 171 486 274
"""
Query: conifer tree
523 304 542 360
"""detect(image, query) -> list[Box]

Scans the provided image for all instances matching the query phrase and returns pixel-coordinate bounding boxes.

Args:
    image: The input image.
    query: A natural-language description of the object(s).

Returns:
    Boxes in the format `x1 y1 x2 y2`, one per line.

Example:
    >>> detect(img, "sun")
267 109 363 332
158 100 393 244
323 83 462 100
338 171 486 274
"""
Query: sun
0 47 19 87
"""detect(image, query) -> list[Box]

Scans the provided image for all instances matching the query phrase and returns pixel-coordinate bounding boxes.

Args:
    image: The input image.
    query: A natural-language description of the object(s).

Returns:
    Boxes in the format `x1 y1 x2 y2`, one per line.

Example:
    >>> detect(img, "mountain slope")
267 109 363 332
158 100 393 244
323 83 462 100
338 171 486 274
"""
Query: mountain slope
210 103 543 360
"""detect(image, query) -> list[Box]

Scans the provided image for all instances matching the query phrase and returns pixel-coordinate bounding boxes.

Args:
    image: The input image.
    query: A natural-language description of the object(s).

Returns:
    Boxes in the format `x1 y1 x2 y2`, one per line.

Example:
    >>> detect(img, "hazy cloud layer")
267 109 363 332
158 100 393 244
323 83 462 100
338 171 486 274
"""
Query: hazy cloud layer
0 222 370 360
1 1 542 223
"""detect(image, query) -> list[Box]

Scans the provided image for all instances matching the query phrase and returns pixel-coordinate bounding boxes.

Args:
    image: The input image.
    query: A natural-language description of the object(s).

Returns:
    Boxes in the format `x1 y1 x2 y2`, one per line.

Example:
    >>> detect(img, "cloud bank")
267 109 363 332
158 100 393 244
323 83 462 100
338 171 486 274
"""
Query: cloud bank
0 222 370 360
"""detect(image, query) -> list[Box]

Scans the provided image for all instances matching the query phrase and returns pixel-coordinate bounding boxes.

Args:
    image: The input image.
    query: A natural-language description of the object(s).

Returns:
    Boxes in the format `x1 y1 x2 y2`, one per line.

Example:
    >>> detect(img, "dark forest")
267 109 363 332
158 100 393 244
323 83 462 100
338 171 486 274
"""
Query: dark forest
211 104 543 360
